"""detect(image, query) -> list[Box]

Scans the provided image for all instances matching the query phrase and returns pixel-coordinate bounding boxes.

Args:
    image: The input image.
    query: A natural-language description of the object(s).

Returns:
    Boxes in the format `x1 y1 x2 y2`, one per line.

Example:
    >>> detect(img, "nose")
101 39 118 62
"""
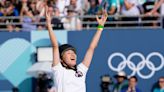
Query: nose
71 53 76 57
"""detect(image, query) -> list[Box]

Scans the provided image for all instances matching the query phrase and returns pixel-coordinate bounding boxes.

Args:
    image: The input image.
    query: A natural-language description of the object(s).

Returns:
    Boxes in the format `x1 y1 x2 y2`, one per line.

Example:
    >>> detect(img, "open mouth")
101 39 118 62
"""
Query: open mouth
71 59 75 61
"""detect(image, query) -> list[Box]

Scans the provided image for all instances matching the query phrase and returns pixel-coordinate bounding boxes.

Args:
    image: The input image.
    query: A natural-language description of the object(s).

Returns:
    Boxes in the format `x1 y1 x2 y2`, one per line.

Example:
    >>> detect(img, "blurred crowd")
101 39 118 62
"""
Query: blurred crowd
12 71 164 92
101 71 164 92
32 71 164 92
0 0 163 32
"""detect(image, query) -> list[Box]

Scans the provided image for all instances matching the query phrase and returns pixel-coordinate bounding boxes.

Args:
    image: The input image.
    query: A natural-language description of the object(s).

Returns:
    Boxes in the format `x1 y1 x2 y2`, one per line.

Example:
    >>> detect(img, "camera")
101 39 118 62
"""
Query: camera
100 75 113 92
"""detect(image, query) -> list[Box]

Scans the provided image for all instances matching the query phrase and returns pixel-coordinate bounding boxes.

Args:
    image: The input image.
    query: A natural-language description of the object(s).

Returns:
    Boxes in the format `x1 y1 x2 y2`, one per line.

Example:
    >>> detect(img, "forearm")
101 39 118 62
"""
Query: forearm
82 28 103 67
82 13 107 68
47 21 60 66
89 28 103 50
45 6 60 66
151 0 163 13
47 22 59 47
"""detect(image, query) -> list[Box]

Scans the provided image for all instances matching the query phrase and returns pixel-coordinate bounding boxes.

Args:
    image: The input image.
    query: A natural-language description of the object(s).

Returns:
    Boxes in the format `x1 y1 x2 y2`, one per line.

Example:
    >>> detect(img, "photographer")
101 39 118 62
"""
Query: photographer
113 71 128 92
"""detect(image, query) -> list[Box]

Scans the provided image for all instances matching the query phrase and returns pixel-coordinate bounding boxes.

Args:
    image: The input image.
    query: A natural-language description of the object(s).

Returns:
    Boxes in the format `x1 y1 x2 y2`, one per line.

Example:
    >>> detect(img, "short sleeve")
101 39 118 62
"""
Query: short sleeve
52 62 63 71
77 63 88 75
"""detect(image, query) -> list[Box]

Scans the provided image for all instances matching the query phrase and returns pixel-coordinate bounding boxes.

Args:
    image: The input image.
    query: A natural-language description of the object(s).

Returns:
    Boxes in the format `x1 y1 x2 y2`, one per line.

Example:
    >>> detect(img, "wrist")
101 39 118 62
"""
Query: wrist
97 25 104 31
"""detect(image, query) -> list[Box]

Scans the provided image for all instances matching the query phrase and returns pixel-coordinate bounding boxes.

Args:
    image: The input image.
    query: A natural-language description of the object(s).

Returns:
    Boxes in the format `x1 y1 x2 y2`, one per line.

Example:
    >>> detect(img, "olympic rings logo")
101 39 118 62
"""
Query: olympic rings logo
108 52 164 79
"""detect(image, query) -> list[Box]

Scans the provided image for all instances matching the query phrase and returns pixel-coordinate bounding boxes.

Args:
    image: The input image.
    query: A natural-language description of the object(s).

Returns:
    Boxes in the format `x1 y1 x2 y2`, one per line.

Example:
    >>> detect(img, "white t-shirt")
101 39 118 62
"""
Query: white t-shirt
52 63 88 92
121 0 140 16
161 3 164 15
56 0 70 16
61 17 82 31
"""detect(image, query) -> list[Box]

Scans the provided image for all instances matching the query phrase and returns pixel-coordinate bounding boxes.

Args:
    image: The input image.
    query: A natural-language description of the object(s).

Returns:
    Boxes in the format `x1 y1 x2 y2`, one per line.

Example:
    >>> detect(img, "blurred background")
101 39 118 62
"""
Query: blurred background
0 0 164 92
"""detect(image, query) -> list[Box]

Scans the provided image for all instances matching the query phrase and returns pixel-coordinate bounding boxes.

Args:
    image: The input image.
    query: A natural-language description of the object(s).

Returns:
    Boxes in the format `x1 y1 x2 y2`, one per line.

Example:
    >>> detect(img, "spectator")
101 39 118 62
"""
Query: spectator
145 0 164 16
120 0 141 27
83 0 99 28
55 0 70 16
0 0 19 16
38 5 63 30
143 0 163 27
0 0 19 32
87 0 99 15
29 1 39 16
70 0 83 15
61 5 82 31
20 1 37 31
106 0 118 26
121 76 141 92
106 0 117 15
121 0 140 16
36 0 46 17
36 73 48 92
113 71 128 92
153 76 164 92
81 0 90 14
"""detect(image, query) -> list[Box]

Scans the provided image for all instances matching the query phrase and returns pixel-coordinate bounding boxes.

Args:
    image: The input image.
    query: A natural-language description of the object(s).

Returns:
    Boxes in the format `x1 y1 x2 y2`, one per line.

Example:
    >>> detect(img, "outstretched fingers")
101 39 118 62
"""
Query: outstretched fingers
96 15 100 23
102 12 108 22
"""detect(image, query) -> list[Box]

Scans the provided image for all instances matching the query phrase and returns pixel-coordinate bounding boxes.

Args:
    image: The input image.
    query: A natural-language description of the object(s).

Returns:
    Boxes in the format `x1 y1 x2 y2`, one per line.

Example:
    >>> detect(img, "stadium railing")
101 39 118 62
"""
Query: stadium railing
0 15 163 31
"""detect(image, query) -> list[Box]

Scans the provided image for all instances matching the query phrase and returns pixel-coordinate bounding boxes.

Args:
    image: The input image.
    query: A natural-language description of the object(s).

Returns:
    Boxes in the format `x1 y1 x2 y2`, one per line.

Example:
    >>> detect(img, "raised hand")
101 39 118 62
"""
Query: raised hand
96 11 108 26
45 6 51 24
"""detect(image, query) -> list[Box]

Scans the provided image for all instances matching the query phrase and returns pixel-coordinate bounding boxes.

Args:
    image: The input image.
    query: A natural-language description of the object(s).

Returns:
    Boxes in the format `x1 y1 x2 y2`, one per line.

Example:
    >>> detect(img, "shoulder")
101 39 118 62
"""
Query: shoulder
77 63 89 75
77 63 88 71
52 62 64 71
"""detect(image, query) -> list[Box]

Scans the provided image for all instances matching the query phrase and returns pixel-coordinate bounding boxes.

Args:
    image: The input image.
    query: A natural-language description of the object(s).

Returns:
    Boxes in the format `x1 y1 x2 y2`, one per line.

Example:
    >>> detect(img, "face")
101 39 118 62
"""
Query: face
21 0 28 3
129 78 137 88
30 1 36 9
70 0 77 5
117 77 125 83
91 0 96 6
67 11 74 17
159 78 164 88
48 7 54 16
54 8 60 16
62 50 77 67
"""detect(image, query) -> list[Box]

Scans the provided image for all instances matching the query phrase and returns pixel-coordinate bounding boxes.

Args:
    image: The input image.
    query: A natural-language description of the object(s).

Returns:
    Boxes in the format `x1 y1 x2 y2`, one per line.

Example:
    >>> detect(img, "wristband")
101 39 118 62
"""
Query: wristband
97 25 104 28
97 25 104 30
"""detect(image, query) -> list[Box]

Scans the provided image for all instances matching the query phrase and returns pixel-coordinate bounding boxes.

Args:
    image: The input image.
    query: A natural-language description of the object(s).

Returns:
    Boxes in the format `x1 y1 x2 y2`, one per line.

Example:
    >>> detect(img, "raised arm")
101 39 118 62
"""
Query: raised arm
146 0 164 15
82 12 108 68
45 6 60 66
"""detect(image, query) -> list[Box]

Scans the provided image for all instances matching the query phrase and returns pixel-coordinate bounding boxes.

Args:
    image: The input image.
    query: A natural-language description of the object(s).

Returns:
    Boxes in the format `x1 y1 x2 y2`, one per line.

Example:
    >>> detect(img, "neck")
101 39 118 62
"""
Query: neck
61 61 76 71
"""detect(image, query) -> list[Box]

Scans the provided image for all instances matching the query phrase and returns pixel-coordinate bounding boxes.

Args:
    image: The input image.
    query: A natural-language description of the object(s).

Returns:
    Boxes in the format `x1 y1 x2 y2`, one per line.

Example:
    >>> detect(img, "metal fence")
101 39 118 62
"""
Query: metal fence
0 15 163 31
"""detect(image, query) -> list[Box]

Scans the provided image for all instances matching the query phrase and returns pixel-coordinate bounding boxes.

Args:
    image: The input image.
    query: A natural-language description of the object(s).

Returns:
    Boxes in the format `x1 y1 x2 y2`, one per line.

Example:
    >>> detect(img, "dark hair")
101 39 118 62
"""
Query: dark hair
159 76 164 79
12 87 19 92
129 76 138 82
